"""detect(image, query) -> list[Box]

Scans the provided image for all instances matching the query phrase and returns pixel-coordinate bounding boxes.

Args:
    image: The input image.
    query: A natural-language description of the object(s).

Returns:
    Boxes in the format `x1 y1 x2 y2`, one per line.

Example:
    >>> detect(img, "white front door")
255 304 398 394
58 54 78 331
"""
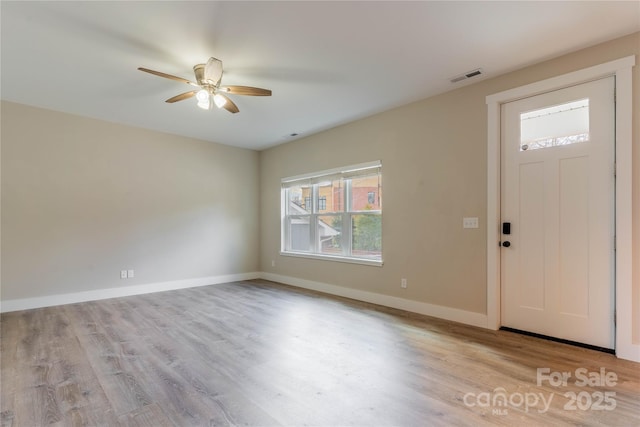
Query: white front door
500 76 615 349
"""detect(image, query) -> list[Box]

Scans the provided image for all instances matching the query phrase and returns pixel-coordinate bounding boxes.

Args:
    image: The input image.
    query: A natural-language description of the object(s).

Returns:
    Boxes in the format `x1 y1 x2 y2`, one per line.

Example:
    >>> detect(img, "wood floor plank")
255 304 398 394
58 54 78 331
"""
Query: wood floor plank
3 307 110 426
73 294 281 426
118 403 173 427
64 302 154 417
0 309 20 427
2 279 639 426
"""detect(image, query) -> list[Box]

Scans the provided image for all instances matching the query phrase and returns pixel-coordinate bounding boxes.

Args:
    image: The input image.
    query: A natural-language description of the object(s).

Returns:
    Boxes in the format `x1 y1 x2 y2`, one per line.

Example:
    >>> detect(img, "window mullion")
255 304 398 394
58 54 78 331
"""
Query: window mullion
285 216 291 251
311 184 318 253
343 179 352 256
283 189 290 251
342 212 349 256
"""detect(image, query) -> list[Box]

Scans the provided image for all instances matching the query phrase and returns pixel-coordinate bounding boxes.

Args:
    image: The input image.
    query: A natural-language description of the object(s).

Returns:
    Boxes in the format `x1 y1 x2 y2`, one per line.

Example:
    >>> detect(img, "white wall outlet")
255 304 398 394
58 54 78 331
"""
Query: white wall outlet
120 270 127 279
271 260 275 267
127 269 134 278
463 217 479 229
401 278 407 288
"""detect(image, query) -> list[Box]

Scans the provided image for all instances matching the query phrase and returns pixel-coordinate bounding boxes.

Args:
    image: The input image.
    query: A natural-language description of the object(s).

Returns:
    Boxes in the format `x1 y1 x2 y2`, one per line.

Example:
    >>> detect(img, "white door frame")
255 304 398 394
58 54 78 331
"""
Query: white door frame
486 56 637 362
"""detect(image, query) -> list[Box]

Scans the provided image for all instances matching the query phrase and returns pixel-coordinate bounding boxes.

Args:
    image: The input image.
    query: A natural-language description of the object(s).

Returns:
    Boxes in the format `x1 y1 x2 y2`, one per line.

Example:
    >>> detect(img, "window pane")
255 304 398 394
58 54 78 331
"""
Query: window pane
317 179 344 213
351 175 382 211
287 185 312 214
317 215 342 256
289 216 311 252
520 99 589 151
351 213 381 259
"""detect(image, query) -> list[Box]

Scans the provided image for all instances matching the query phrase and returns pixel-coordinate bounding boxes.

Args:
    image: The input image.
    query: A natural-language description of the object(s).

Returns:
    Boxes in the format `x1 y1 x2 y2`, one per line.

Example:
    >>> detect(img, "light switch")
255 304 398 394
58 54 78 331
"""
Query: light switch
463 217 479 229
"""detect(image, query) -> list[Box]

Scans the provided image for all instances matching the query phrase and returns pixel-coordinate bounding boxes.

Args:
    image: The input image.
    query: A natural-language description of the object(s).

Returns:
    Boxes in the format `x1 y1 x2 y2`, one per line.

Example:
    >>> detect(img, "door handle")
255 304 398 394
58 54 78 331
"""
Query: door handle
501 241 511 247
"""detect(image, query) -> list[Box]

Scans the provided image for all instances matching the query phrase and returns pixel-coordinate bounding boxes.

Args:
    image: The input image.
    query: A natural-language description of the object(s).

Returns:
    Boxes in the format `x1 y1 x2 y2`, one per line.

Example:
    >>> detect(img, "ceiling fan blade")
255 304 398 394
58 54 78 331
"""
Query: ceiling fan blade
138 67 199 87
219 86 272 96
218 94 239 113
204 57 223 85
165 91 197 103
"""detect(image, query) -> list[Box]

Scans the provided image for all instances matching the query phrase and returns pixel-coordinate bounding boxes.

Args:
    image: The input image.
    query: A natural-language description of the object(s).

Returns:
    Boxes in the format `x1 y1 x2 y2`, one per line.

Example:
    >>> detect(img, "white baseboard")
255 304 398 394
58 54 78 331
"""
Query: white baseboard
0 272 260 313
616 342 640 363
2 271 487 330
259 272 488 328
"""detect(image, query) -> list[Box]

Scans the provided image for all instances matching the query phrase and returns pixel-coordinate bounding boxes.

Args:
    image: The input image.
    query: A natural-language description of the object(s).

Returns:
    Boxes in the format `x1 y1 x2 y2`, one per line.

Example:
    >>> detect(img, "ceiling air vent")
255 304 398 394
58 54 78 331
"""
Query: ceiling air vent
450 68 483 83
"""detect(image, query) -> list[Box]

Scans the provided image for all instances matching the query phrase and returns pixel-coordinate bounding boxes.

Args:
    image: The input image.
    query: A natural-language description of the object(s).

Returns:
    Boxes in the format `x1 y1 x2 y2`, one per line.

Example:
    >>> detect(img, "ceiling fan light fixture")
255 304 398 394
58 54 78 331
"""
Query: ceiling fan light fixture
196 89 211 110
213 93 227 108
196 89 209 102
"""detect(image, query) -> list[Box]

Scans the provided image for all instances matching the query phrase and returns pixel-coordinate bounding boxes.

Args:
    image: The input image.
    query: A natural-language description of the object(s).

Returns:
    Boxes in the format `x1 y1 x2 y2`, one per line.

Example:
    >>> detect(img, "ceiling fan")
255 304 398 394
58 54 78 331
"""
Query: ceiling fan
138 57 271 114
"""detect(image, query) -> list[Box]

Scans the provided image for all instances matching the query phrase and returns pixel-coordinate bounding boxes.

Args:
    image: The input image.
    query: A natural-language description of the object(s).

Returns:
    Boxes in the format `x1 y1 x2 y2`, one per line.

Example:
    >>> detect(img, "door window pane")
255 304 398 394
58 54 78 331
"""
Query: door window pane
520 99 589 151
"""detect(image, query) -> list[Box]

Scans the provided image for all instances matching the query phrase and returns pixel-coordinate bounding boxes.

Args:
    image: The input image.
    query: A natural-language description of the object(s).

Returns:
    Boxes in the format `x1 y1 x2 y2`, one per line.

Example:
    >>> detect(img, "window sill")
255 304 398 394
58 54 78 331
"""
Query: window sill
280 251 383 267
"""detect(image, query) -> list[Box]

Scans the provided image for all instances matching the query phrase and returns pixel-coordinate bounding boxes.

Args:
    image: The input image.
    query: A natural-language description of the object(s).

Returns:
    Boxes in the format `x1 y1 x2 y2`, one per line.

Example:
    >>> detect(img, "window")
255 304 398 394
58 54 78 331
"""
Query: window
520 99 589 151
318 196 327 211
281 161 382 265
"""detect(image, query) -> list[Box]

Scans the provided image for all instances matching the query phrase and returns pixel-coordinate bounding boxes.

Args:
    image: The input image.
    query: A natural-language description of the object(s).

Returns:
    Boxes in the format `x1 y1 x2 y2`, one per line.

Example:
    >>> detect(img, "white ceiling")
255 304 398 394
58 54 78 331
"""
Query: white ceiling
2 1 639 150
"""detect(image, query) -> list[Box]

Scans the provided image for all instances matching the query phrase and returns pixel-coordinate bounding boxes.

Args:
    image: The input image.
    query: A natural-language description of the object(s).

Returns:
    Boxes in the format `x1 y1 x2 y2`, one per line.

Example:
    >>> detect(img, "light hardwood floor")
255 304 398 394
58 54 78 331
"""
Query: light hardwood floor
1 279 639 426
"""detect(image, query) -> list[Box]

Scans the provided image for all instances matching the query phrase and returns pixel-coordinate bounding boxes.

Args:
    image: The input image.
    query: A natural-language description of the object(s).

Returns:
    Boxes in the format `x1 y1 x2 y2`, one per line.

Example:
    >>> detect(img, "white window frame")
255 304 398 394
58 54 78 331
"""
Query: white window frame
281 161 383 266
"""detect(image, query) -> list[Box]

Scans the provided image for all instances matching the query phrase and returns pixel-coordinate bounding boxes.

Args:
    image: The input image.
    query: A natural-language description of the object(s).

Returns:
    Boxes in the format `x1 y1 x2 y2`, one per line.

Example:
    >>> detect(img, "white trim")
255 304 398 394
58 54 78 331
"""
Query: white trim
612 64 638 362
486 56 637 362
485 56 635 104
2 270 488 328
280 251 383 267
281 160 381 184
0 272 260 313
261 272 488 328
487 99 501 331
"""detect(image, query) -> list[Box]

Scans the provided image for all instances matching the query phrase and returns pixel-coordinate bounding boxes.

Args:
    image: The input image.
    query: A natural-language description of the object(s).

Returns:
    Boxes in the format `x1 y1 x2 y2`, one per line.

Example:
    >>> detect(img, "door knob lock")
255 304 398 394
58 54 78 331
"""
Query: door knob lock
502 241 511 247
502 222 511 235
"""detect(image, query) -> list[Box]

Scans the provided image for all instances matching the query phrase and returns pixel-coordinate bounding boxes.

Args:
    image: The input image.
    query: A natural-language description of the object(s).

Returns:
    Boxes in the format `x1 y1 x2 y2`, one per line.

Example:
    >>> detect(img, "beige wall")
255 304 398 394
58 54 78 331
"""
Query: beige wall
1 102 259 300
259 33 640 340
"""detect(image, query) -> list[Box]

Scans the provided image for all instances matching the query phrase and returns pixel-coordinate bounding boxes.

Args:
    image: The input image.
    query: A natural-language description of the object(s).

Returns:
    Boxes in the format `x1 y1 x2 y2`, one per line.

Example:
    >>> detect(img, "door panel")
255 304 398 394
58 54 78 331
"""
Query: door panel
518 161 545 310
559 156 589 317
501 77 615 349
